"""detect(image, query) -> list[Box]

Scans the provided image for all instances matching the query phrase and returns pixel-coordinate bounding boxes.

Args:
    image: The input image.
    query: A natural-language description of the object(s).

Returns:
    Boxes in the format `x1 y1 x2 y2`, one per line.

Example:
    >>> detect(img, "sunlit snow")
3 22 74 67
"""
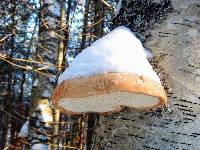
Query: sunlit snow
58 26 160 84
31 144 48 150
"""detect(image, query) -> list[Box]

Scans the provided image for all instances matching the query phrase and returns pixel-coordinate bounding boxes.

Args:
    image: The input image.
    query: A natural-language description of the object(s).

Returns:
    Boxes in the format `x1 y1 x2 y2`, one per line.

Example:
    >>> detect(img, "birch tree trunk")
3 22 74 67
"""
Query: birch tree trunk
94 0 200 149
52 0 66 148
28 0 63 149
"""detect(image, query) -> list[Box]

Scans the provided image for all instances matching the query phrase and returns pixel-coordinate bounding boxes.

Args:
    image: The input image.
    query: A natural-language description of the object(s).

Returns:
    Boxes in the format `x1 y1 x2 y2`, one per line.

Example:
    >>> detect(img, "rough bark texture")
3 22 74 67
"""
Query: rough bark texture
94 0 200 149
28 0 61 149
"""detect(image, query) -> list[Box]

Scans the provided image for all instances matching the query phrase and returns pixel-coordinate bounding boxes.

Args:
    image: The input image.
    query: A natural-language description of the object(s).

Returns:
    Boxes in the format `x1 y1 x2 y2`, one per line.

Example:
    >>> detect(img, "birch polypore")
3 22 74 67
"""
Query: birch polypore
52 26 167 114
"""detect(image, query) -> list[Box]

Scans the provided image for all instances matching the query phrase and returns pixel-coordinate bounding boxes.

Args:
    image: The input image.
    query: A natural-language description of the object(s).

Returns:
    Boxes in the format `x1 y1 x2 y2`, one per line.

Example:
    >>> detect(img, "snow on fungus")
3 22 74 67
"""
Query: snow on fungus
51 26 167 114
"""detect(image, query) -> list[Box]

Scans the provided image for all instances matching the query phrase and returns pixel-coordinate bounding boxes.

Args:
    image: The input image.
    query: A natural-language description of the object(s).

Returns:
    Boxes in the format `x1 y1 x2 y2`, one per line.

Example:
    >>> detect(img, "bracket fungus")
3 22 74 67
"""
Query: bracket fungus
51 26 167 114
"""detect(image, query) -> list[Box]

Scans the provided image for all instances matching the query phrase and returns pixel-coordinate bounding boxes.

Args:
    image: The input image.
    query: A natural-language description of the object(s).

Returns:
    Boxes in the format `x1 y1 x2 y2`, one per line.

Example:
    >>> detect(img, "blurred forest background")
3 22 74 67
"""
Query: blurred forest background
0 0 118 149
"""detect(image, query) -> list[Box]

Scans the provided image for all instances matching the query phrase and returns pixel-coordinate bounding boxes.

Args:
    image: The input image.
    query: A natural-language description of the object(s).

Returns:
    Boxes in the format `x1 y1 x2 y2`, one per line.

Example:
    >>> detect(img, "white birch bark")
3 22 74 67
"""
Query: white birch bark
94 0 200 149
27 0 62 149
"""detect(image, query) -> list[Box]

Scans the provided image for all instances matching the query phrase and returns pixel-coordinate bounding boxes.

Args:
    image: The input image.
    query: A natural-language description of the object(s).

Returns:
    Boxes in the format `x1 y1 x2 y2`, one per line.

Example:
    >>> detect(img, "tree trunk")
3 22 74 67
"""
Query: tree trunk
63 0 71 64
94 0 200 149
28 0 63 149
80 0 90 51
57 0 66 76
93 0 104 40
53 0 66 149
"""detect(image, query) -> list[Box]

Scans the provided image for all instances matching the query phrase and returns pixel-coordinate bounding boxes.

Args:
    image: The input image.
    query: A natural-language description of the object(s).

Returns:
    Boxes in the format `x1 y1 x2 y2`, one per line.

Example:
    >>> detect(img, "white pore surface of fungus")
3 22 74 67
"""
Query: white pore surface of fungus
59 91 159 113
58 26 160 84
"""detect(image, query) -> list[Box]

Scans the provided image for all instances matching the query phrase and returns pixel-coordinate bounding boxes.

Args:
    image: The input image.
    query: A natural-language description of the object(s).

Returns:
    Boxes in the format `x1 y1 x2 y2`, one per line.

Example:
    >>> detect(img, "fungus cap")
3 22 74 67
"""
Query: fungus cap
51 26 167 114
52 73 167 114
